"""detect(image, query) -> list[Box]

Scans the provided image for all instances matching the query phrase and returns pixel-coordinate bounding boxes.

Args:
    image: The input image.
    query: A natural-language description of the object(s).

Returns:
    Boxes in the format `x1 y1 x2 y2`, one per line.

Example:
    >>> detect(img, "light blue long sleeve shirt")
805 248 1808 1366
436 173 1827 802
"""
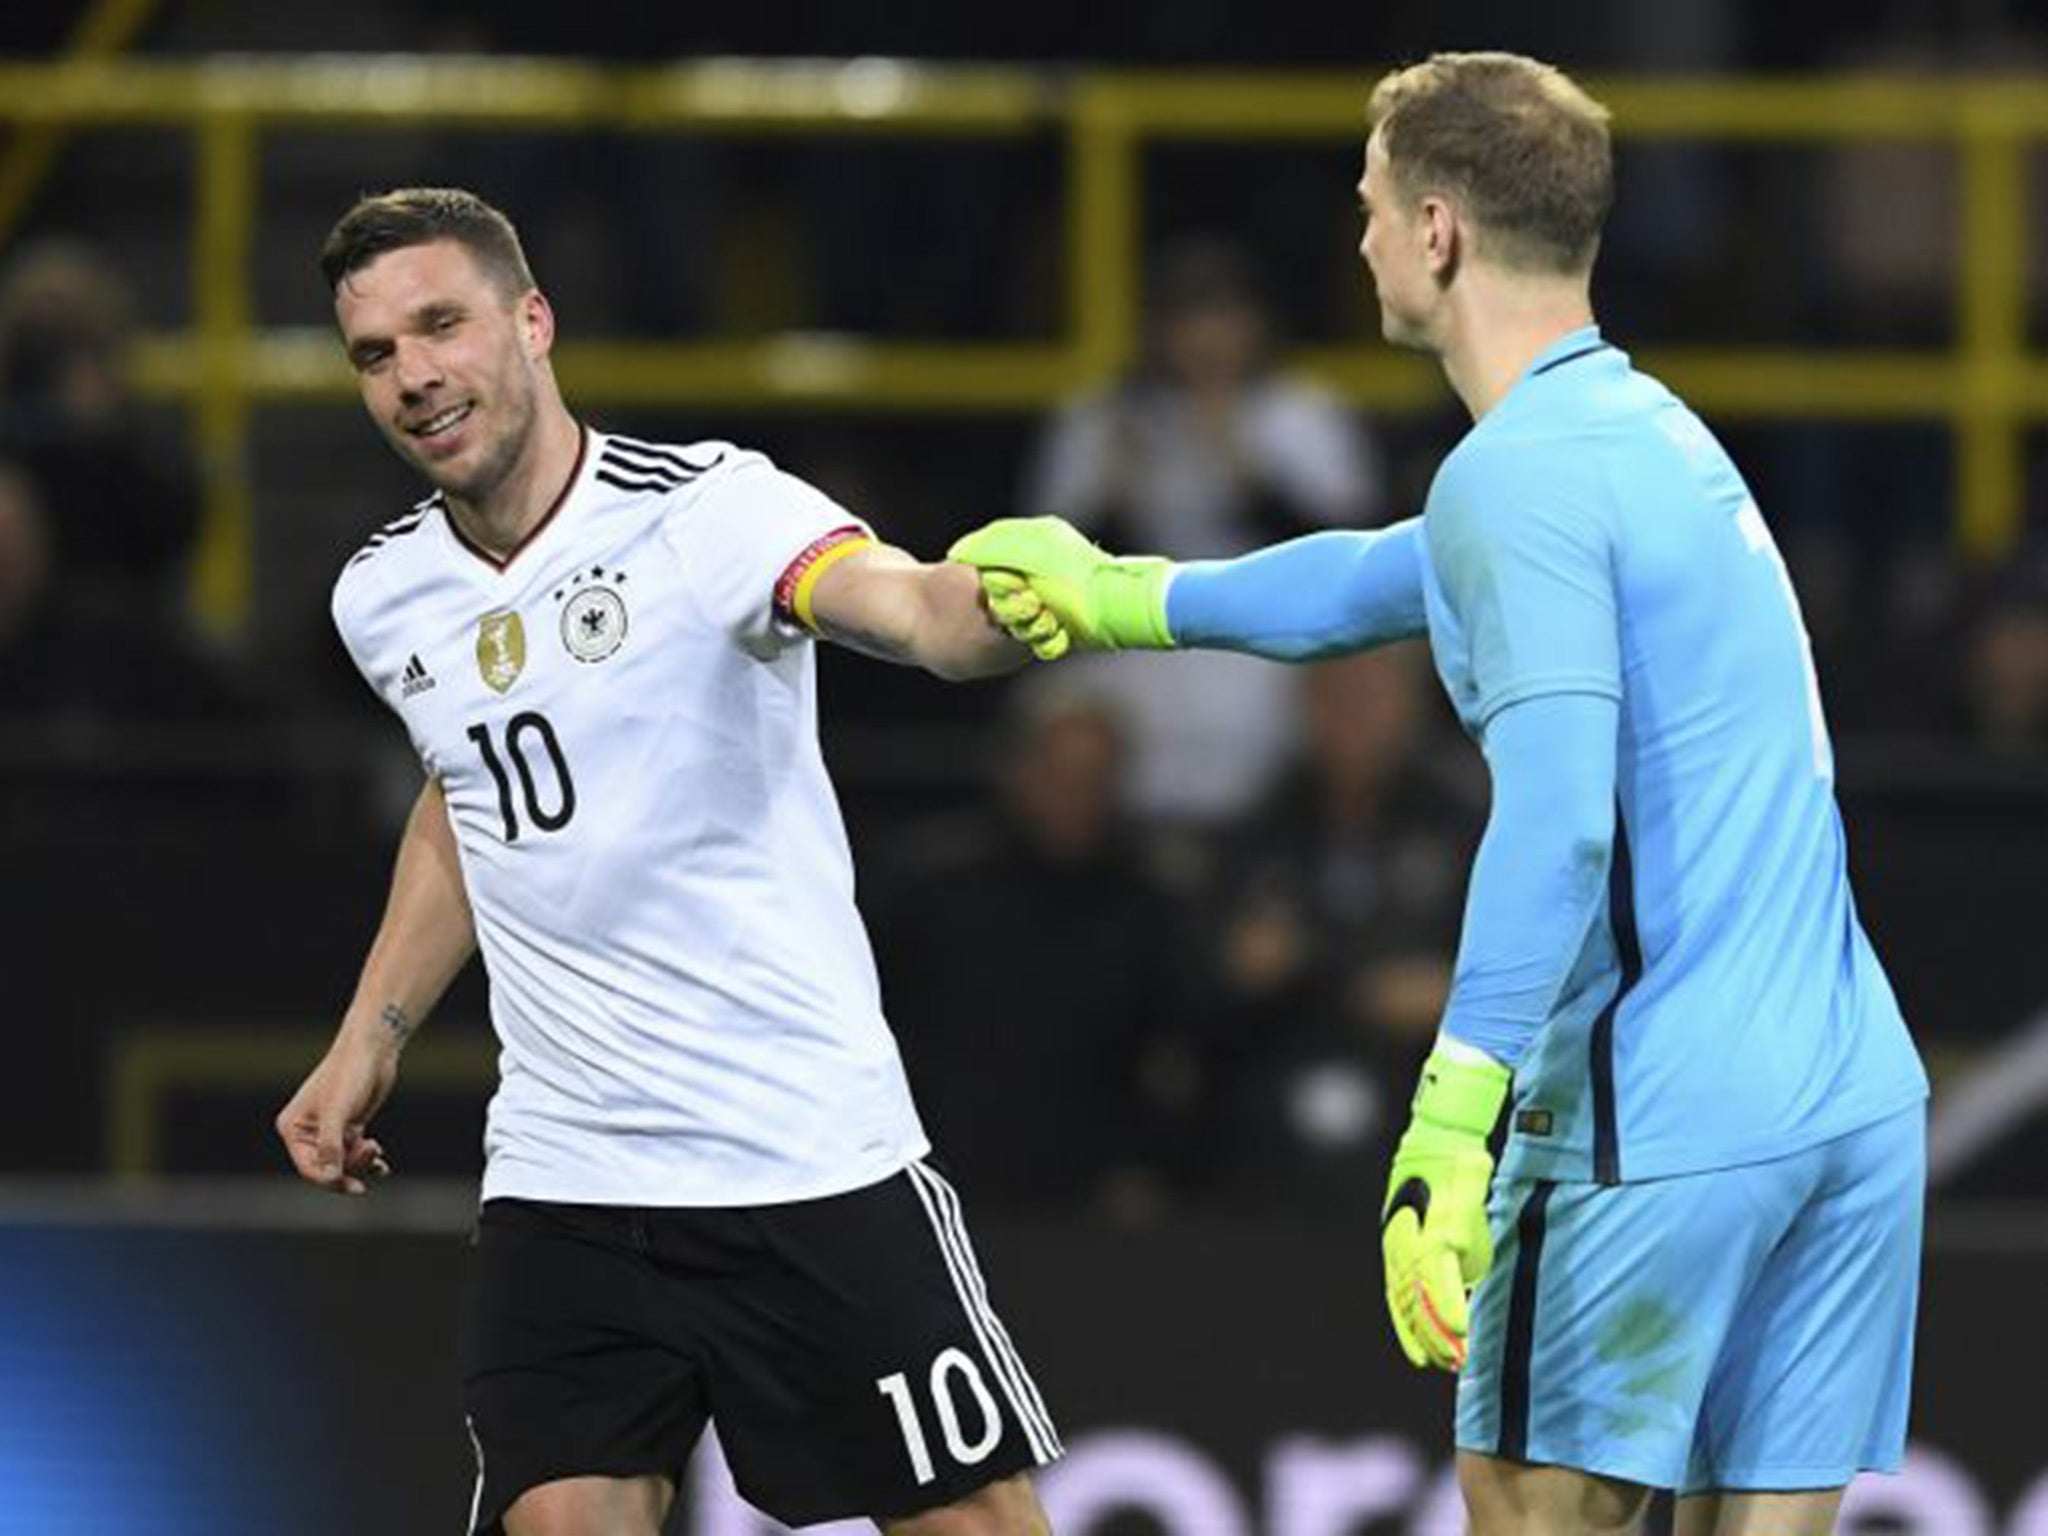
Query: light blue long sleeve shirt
1152 326 1926 1185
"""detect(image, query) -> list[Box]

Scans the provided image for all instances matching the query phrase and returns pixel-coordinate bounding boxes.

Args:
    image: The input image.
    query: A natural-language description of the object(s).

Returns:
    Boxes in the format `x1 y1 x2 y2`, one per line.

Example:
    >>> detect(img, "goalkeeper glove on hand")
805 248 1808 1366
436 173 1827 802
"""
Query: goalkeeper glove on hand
947 516 1176 660
1381 1045 1511 1372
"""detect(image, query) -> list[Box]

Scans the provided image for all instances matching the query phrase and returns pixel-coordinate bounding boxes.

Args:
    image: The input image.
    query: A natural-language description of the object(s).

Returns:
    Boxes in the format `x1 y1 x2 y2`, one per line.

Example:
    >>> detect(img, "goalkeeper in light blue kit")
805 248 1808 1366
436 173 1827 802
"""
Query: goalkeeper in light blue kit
953 52 1927 1536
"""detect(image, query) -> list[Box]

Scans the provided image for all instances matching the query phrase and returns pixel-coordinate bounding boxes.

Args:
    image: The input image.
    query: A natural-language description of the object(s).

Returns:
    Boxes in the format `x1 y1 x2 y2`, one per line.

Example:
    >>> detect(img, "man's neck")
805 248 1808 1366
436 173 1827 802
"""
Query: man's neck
1436 276 1595 421
446 403 583 558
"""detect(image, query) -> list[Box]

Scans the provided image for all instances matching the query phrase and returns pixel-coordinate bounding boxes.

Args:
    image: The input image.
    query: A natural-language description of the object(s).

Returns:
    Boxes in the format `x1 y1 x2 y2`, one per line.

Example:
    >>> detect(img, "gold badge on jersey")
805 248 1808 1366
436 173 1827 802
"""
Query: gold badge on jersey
476 610 527 693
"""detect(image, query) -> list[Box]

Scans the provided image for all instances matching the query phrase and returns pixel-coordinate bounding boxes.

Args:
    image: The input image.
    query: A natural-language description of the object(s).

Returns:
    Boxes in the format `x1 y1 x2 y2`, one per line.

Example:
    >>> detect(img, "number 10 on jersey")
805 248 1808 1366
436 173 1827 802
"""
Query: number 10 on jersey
466 712 577 842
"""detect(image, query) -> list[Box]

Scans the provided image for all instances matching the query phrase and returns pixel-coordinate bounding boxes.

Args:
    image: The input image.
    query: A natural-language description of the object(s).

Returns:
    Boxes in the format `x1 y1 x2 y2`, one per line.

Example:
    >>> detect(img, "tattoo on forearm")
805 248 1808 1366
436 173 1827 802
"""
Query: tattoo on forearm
381 1002 415 1047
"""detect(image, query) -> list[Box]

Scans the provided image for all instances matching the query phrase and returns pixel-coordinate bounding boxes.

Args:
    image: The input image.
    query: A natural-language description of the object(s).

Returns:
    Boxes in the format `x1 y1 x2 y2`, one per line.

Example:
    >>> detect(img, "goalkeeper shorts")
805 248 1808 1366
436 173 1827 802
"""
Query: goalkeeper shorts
1455 1102 1923 1493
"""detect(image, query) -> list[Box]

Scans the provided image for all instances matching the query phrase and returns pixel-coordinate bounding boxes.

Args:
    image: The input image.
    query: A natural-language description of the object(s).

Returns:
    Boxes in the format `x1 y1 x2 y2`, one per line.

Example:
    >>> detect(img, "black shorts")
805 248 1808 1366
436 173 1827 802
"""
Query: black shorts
460 1161 1062 1532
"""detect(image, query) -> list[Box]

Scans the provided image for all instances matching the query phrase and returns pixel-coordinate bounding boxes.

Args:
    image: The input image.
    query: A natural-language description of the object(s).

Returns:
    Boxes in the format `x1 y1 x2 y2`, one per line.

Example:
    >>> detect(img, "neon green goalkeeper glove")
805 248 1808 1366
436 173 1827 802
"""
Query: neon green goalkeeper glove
1381 1046 1511 1372
946 516 1175 660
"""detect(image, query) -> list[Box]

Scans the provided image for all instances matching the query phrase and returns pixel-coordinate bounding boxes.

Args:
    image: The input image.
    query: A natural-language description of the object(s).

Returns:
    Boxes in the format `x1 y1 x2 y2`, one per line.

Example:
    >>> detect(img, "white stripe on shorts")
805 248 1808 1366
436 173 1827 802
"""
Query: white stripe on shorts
465 1415 486 1534
905 1161 1063 1463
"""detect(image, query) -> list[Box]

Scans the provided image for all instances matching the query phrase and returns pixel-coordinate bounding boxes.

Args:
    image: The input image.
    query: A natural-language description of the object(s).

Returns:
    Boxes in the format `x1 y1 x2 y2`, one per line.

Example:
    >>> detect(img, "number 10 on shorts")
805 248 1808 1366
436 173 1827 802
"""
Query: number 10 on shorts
877 1348 1004 1484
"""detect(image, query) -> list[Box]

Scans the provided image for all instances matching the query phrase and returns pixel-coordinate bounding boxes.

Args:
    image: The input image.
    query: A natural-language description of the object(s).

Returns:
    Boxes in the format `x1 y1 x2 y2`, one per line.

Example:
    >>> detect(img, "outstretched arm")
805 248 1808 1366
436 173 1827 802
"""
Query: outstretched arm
275 777 476 1194
1169 519 1428 658
948 515 1427 661
806 542 1028 680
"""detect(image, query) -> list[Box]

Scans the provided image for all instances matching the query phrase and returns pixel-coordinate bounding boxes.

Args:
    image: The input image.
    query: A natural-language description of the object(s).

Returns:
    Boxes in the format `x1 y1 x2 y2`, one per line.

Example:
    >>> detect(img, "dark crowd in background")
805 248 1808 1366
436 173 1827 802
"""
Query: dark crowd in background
3 0 2048 1211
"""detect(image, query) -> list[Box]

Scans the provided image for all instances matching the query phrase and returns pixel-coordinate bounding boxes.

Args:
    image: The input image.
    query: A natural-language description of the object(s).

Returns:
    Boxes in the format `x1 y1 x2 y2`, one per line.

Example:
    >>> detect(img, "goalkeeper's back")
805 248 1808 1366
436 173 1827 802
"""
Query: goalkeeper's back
1423 334 1928 1187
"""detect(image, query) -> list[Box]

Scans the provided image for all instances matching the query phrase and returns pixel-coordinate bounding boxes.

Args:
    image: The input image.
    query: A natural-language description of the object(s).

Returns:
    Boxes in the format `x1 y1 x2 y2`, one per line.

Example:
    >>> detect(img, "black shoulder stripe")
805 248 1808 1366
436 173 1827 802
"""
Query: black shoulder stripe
602 444 700 481
348 498 438 568
604 434 696 469
605 435 725 476
597 447 685 483
595 466 684 496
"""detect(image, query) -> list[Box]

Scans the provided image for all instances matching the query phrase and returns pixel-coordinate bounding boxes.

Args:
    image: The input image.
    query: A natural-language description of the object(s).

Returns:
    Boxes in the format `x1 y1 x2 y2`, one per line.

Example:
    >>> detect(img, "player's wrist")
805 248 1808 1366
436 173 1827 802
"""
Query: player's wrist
339 999 417 1061
1408 1047 1510 1142
1092 556 1177 650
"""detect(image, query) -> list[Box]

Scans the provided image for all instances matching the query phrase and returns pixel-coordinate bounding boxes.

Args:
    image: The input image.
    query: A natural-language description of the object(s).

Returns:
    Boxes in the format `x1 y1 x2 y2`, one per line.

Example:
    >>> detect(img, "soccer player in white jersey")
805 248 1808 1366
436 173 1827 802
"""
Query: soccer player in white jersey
275 188 1059 1536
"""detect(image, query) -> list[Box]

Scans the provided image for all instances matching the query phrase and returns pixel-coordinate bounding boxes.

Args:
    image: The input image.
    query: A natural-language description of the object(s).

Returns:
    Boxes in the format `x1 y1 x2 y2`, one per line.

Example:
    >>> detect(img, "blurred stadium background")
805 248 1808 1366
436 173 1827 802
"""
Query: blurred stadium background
3 1 2048 1532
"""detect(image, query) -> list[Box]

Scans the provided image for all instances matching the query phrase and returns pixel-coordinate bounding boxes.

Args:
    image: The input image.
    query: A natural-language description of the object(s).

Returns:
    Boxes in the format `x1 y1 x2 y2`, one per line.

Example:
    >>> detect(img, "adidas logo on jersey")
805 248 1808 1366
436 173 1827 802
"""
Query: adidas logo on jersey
400 653 436 698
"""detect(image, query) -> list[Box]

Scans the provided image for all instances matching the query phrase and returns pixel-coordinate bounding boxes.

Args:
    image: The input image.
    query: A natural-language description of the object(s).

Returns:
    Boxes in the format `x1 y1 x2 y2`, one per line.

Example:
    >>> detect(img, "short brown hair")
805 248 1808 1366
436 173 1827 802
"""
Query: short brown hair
319 187 536 298
1368 52 1613 275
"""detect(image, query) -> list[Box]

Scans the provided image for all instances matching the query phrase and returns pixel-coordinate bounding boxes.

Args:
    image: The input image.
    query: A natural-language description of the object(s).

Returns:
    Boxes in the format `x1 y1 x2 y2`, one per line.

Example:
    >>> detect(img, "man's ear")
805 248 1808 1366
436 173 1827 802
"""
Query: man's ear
519 288 555 359
1421 195 1462 282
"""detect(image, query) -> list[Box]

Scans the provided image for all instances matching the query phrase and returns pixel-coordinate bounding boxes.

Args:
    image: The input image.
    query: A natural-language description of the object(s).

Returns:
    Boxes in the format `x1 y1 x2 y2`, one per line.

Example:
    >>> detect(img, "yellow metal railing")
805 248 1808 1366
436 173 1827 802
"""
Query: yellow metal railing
0 58 2043 632
0 0 162 245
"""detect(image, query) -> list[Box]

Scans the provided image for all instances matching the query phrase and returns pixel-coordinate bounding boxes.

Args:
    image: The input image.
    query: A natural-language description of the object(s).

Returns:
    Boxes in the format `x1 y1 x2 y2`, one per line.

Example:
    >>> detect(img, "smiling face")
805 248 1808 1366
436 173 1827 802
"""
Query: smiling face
333 238 552 507
1357 129 1443 351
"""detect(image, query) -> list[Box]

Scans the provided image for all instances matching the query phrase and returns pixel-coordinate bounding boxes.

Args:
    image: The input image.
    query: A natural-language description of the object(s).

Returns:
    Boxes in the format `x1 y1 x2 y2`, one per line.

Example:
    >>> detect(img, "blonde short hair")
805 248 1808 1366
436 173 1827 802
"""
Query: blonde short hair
1368 52 1613 275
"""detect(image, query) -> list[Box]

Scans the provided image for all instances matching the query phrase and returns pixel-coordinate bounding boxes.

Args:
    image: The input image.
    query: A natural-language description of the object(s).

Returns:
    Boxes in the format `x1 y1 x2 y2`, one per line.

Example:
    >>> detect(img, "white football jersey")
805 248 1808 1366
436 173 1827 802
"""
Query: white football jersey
332 427 930 1207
